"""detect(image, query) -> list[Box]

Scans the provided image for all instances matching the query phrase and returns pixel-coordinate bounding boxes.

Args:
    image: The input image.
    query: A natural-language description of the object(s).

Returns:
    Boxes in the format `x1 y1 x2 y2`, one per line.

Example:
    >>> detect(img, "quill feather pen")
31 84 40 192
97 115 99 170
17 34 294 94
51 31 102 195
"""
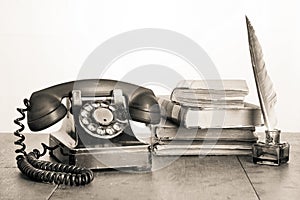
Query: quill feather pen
246 16 277 131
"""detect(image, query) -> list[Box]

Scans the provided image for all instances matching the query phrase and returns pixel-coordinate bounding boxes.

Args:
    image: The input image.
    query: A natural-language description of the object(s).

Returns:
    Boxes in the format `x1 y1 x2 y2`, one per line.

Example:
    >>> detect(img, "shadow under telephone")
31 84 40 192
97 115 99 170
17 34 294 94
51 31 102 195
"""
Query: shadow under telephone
14 79 161 186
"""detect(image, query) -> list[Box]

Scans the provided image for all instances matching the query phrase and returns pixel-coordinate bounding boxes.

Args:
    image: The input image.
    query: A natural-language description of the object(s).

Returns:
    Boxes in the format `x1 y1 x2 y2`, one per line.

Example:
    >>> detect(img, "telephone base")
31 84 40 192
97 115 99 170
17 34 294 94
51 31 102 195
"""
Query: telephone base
49 133 152 171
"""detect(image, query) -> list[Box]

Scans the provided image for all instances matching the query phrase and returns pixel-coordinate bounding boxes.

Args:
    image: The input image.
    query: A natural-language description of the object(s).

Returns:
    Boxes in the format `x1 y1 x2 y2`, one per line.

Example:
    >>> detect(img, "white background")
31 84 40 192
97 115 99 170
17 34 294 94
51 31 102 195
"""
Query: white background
0 0 299 132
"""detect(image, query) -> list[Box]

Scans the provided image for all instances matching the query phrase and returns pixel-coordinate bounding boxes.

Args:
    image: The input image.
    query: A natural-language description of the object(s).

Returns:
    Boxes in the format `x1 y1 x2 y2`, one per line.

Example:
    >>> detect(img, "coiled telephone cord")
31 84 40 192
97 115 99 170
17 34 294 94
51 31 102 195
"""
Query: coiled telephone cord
14 99 94 186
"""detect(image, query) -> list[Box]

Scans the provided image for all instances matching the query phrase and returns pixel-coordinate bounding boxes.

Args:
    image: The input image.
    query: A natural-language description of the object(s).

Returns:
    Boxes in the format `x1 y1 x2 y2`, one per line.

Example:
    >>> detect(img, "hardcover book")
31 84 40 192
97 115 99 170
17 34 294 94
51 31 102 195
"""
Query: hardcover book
153 145 254 156
154 120 258 142
157 96 263 129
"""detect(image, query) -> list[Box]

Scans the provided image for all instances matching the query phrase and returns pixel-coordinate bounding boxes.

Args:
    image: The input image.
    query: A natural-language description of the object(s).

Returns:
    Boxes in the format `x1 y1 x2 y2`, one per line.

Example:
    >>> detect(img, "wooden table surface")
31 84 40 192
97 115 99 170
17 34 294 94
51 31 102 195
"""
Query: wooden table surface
1 132 300 200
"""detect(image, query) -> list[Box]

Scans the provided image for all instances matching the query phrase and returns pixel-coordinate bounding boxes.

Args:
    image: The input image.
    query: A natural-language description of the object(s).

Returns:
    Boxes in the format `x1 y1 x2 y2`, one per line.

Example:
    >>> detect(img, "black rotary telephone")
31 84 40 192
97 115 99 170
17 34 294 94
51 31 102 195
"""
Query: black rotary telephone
14 79 160 186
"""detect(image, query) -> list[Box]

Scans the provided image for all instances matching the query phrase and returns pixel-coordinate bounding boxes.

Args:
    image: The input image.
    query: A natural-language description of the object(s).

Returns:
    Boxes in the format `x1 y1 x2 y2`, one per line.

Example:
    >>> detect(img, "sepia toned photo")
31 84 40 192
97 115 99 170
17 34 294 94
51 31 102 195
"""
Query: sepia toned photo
0 1 299 199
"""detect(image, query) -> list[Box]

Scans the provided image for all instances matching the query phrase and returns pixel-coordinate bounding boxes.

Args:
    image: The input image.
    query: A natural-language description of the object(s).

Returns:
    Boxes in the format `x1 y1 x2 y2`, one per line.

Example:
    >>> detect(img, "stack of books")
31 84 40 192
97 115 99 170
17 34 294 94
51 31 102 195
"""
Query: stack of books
153 80 263 156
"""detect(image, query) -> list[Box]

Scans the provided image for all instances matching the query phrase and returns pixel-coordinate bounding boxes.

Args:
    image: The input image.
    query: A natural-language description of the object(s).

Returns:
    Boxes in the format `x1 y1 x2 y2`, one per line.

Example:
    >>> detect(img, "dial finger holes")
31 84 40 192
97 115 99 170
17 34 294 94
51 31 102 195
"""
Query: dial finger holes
81 117 91 125
84 104 93 112
79 100 128 139
87 123 97 132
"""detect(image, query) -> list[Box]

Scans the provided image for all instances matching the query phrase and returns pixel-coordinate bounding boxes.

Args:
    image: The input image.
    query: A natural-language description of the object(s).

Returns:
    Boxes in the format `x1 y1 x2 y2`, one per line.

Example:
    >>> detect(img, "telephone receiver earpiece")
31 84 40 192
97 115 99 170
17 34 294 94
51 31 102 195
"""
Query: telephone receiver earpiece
27 79 161 131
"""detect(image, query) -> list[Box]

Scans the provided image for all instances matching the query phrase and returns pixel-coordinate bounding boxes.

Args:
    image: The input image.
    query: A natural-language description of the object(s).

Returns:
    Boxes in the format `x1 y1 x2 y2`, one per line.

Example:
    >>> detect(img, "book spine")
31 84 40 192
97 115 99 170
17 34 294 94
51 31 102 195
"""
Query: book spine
155 127 257 141
153 145 252 156
157 97 185 125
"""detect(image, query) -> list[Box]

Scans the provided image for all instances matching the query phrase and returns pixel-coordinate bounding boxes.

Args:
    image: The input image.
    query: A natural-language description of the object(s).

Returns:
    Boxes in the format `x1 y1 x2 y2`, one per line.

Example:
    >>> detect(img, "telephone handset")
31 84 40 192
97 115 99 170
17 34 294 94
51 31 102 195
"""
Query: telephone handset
28 79 160 131
14 79 161 186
